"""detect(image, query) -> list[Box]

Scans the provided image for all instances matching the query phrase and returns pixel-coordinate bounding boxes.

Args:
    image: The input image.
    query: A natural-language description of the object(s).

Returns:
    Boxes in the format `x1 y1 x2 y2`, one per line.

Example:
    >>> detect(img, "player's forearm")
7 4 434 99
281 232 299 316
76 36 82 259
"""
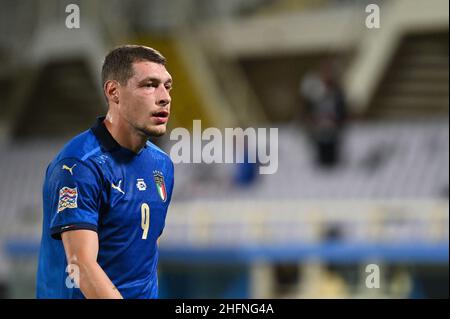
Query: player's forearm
72 260 123 299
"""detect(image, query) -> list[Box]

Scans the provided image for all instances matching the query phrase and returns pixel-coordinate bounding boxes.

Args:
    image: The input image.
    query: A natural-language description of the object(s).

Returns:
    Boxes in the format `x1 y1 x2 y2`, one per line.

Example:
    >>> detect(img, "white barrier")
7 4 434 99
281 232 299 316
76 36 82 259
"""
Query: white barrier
162 200 449 248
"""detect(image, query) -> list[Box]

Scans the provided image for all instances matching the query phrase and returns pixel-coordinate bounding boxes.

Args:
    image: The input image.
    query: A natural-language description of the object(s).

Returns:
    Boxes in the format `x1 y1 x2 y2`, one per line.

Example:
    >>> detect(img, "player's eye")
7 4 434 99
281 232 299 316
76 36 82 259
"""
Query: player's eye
143 82 157 88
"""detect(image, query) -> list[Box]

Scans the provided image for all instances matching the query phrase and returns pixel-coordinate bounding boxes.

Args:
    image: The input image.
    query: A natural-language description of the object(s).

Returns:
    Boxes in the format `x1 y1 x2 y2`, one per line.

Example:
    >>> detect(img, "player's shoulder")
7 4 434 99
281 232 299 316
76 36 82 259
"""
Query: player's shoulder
44 129 105 187
55 129 101 162
145 141 173 164
145 140 174 176
48 129 104 175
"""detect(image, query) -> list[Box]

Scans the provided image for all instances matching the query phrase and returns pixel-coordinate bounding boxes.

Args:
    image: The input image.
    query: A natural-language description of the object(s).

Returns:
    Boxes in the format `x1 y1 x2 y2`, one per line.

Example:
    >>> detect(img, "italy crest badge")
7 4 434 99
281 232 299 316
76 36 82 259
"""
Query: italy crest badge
153 170 167 202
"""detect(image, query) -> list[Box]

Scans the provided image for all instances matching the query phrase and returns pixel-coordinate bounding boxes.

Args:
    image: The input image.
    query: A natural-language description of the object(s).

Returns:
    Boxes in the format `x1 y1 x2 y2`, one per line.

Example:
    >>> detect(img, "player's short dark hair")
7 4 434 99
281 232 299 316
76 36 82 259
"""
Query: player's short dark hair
101 45 166 87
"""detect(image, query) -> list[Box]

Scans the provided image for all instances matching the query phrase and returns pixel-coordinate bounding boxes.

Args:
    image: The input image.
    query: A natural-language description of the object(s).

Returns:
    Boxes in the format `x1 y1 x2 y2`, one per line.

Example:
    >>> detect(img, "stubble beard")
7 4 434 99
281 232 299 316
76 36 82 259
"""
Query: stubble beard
138 122 167 138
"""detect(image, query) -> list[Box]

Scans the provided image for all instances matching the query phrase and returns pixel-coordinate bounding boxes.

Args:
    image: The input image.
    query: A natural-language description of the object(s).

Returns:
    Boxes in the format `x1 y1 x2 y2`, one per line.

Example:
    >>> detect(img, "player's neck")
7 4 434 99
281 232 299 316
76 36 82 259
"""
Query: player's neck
104 114 147 154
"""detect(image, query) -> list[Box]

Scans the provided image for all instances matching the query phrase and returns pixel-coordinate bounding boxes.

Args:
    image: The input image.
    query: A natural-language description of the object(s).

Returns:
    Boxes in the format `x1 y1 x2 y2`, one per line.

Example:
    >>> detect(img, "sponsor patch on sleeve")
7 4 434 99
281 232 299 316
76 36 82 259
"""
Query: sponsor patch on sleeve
57 186 78 212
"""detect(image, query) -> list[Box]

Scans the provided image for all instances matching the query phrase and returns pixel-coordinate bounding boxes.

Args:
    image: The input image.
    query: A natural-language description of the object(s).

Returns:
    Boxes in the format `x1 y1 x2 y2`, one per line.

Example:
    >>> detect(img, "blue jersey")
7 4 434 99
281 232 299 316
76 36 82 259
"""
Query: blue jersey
36 117 174 299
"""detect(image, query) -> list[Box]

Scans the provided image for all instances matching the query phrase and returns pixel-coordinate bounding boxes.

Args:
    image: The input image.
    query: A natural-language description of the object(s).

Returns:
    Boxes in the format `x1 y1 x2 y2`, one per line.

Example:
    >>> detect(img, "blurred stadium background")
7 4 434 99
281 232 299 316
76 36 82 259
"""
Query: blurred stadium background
0 0 448 298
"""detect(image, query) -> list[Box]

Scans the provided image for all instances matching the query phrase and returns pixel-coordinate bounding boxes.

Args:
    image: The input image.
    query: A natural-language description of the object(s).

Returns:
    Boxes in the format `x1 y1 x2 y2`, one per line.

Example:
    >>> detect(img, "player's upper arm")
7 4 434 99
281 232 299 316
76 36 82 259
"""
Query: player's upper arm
47 158 102 240
61 229 99 265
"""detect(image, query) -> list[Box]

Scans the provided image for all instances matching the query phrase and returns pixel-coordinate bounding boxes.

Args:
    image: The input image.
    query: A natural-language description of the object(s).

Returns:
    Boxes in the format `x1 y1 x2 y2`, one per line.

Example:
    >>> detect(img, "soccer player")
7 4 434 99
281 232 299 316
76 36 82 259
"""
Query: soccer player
36 45 174 299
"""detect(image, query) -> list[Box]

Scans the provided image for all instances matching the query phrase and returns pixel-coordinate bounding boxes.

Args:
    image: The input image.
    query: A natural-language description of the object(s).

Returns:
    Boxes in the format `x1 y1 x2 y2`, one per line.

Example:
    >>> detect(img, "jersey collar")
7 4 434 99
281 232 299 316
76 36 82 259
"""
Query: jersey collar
91 116 121 152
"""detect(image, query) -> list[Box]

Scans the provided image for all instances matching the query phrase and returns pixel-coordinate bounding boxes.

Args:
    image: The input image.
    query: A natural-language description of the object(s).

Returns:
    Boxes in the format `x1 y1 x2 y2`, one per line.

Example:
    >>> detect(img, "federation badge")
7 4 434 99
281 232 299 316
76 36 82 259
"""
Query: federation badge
57 186 78 212
153 170 167 202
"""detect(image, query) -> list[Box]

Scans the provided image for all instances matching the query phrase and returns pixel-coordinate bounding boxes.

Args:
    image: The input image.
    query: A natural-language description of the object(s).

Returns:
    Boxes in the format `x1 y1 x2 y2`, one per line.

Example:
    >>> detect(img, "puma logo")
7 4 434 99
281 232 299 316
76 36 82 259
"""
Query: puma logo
62 164 77 175
111 180 125 195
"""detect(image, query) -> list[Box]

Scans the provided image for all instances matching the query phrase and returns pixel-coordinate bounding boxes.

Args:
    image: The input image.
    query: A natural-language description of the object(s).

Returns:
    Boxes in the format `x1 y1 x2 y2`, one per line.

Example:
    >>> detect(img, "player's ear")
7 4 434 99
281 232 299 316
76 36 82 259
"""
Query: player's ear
104 80 120 104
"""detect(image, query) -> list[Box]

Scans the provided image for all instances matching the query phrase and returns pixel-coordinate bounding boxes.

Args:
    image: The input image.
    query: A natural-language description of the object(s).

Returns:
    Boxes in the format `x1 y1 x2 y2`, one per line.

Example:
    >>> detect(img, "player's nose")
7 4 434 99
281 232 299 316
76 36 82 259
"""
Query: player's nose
157 86 171 107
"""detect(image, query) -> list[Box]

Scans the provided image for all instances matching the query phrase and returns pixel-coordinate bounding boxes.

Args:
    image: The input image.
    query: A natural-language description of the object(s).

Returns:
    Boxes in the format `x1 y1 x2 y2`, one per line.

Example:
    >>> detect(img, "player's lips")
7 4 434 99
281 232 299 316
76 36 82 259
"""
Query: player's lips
152 110 169 124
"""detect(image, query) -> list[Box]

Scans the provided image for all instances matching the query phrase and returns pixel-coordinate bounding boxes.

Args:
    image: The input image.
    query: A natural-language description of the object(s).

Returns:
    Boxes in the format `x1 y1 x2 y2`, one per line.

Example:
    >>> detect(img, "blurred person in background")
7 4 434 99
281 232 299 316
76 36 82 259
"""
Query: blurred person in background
234 137 260 187
300 59 347 168
36 45 175 299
